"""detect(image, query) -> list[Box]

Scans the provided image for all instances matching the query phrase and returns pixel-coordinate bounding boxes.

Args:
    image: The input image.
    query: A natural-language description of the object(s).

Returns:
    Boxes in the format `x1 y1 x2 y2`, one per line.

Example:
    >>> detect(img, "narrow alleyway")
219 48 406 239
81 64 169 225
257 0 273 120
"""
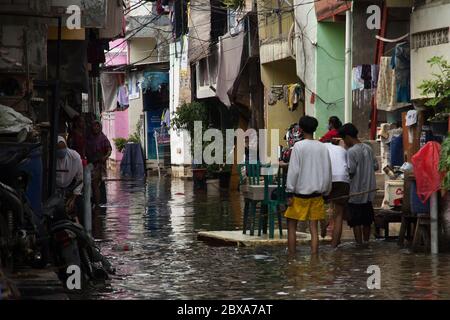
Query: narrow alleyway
79 177 450 300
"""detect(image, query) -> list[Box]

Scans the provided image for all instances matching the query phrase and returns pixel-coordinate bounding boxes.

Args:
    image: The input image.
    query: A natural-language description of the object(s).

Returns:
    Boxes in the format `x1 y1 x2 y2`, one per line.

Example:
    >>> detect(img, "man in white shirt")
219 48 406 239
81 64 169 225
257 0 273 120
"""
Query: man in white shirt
324 140 350 248
285 116 332 255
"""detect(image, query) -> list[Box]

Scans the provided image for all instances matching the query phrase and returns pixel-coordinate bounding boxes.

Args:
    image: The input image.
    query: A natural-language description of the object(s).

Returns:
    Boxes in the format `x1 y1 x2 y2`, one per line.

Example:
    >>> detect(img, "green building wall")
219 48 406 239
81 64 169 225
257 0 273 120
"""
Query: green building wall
315 22 346 138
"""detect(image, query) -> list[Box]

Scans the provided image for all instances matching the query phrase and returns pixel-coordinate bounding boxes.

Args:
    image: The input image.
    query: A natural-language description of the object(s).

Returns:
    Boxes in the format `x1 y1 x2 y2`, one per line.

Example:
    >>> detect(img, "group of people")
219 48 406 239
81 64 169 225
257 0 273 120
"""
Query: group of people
55 117 112 222
284 115 378 255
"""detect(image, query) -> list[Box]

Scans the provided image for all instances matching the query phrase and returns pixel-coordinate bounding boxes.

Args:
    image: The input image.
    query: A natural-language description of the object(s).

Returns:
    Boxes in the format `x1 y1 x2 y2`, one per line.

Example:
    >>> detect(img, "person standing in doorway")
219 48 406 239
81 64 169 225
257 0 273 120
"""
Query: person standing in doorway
339 123 378 245
86 120 112 208
285 116 332 255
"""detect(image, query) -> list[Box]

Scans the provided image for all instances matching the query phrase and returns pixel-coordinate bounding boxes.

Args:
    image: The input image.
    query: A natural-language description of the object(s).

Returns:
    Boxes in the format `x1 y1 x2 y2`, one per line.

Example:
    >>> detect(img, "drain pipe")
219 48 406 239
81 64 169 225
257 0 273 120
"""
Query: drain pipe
344 6 353 123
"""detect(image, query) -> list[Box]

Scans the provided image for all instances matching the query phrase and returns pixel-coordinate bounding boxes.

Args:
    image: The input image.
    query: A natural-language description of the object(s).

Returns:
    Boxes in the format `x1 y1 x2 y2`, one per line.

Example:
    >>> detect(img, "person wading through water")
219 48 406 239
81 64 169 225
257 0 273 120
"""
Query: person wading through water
339 123 378 246
284 116 332 255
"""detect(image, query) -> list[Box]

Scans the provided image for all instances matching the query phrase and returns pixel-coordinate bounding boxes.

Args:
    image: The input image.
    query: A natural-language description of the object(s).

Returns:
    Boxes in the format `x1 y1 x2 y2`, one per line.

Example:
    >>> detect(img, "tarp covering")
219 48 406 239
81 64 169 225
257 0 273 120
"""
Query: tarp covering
120 143 146 179
215 32 245 108
0 104 32 135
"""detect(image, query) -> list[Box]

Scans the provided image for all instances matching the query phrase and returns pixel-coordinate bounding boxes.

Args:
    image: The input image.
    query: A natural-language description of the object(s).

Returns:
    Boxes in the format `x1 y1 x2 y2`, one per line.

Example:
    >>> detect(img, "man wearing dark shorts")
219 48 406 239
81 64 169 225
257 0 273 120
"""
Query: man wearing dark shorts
325 139 350 247
339 123 378 245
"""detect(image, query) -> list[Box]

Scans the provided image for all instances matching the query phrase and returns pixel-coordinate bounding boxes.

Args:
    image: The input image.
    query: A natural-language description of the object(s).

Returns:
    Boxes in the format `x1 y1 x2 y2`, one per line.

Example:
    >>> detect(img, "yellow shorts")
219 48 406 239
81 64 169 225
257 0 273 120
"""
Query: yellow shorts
284 196 326 221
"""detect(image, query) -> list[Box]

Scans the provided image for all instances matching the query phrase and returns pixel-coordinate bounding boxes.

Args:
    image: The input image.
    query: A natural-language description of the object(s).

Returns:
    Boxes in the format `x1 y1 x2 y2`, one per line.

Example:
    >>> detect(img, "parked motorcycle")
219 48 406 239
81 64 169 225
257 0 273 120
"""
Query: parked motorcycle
42 193 115 290
0 144 40 270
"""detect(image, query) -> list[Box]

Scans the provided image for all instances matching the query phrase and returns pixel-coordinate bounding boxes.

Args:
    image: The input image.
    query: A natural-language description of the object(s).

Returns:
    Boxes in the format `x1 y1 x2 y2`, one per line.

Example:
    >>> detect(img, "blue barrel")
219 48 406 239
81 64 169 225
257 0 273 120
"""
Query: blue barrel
18 145 43 219
410 180 430 214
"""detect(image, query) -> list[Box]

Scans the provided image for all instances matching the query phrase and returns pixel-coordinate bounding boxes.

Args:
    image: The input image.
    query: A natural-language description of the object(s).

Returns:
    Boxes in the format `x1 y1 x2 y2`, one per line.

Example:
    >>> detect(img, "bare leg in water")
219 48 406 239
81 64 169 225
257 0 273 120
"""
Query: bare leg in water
363 225 371 243
353 225 363 244
310 220 319 255
287 218 298 255
331 203 344 248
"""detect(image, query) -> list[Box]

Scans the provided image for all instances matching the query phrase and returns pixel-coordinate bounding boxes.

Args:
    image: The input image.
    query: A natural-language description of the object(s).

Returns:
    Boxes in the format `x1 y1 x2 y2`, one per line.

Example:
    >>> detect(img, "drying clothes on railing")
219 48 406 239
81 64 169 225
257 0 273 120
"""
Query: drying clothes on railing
352 64 379 90
376 57 410 111
391 42 411 103
268 84 305 111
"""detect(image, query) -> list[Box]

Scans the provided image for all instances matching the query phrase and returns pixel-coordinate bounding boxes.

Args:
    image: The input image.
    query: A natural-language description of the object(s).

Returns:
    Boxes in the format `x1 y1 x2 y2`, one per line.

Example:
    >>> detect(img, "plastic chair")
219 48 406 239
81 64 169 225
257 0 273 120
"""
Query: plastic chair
240 162 264 236
262 166 286 238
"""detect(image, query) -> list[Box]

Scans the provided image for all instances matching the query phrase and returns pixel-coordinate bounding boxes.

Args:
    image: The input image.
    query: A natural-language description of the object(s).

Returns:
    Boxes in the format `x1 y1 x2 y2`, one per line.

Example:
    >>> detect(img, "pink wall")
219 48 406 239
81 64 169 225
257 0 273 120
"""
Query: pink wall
103 109 129 161
105 38 128 67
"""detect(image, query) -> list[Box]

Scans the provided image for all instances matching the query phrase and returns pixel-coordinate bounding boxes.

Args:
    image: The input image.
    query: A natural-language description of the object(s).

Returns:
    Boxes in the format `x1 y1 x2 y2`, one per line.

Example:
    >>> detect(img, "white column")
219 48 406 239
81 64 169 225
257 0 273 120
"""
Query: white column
344 8 353 123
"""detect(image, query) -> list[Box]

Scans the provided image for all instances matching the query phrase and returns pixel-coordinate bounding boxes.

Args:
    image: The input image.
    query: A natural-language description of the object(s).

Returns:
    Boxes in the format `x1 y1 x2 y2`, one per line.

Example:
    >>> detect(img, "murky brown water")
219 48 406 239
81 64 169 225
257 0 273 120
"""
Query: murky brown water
88 177 450 300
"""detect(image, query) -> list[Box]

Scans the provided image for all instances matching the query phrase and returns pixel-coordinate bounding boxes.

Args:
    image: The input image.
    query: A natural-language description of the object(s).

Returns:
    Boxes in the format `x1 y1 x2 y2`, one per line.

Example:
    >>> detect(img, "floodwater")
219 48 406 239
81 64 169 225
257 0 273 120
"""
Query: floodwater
88 177 450 300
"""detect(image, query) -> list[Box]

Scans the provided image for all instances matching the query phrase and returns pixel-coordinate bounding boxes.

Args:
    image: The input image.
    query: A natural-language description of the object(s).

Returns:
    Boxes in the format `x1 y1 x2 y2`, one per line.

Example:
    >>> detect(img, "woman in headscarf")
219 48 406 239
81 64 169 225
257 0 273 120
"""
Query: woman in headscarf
56 136 83 219
86 120 112 207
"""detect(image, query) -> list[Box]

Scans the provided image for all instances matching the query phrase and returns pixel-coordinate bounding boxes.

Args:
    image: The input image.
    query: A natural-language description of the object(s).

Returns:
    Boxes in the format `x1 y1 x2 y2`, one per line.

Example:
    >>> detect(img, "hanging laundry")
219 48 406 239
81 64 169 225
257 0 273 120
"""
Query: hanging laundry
100 72 119 112
371 64 379 89
361 64 372 89
117 85 129 110
287 84 297 111
391 42 411 103
268 86 284 105
352 66 364 91
376 57 410 112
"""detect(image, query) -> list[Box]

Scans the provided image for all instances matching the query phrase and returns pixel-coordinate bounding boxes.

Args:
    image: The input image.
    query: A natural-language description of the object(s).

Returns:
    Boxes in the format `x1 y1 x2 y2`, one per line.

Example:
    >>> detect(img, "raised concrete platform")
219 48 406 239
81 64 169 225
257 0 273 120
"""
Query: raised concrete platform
197 230 332 247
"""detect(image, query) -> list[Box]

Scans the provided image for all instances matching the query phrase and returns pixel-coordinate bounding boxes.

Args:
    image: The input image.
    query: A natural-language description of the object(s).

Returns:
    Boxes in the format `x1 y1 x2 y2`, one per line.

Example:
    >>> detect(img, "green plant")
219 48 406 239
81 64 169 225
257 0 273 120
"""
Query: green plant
439 134 450 190
171 101 209 140
128 132 140 144
418 56 450 121
113 137 128 153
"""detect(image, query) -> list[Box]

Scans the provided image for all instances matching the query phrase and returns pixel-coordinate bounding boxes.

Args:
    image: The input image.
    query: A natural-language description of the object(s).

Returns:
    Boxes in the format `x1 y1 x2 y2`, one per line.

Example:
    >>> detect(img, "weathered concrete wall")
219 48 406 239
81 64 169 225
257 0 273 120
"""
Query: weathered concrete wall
410 1 450 100
315 21 345 138
170 39 191 168
294 0 317 117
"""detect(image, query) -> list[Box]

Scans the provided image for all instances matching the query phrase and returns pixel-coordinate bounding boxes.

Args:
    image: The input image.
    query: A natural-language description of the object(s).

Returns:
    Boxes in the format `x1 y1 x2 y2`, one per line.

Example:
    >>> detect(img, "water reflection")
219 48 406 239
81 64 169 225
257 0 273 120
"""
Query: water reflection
89 177 450 300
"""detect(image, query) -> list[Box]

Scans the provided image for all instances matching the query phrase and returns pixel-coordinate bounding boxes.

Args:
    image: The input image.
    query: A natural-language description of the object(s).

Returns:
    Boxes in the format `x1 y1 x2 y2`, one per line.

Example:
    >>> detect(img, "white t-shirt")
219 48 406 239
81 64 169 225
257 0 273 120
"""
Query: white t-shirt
325 143 350 183
286 139 332 196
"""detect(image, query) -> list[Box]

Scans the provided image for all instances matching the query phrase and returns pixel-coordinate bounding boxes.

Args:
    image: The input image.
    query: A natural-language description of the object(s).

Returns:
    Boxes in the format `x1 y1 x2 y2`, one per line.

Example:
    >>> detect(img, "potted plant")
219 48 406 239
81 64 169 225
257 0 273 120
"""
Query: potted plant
418 56 450 136
172 101 209 188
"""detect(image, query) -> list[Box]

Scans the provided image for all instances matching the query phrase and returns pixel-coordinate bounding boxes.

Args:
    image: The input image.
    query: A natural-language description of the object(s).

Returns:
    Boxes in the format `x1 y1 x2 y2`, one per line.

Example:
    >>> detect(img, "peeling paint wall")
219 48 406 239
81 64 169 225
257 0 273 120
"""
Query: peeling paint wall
294 0 317 117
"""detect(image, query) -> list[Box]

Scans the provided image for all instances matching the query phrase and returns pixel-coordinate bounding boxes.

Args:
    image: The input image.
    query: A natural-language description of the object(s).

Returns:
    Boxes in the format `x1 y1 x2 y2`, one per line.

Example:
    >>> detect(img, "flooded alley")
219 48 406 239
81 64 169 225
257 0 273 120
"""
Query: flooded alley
86 177 450 300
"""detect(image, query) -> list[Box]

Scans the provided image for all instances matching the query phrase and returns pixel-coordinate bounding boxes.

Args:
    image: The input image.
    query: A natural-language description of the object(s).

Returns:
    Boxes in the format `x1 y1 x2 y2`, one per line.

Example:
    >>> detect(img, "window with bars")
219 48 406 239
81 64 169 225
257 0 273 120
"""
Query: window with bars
411 27 449 49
